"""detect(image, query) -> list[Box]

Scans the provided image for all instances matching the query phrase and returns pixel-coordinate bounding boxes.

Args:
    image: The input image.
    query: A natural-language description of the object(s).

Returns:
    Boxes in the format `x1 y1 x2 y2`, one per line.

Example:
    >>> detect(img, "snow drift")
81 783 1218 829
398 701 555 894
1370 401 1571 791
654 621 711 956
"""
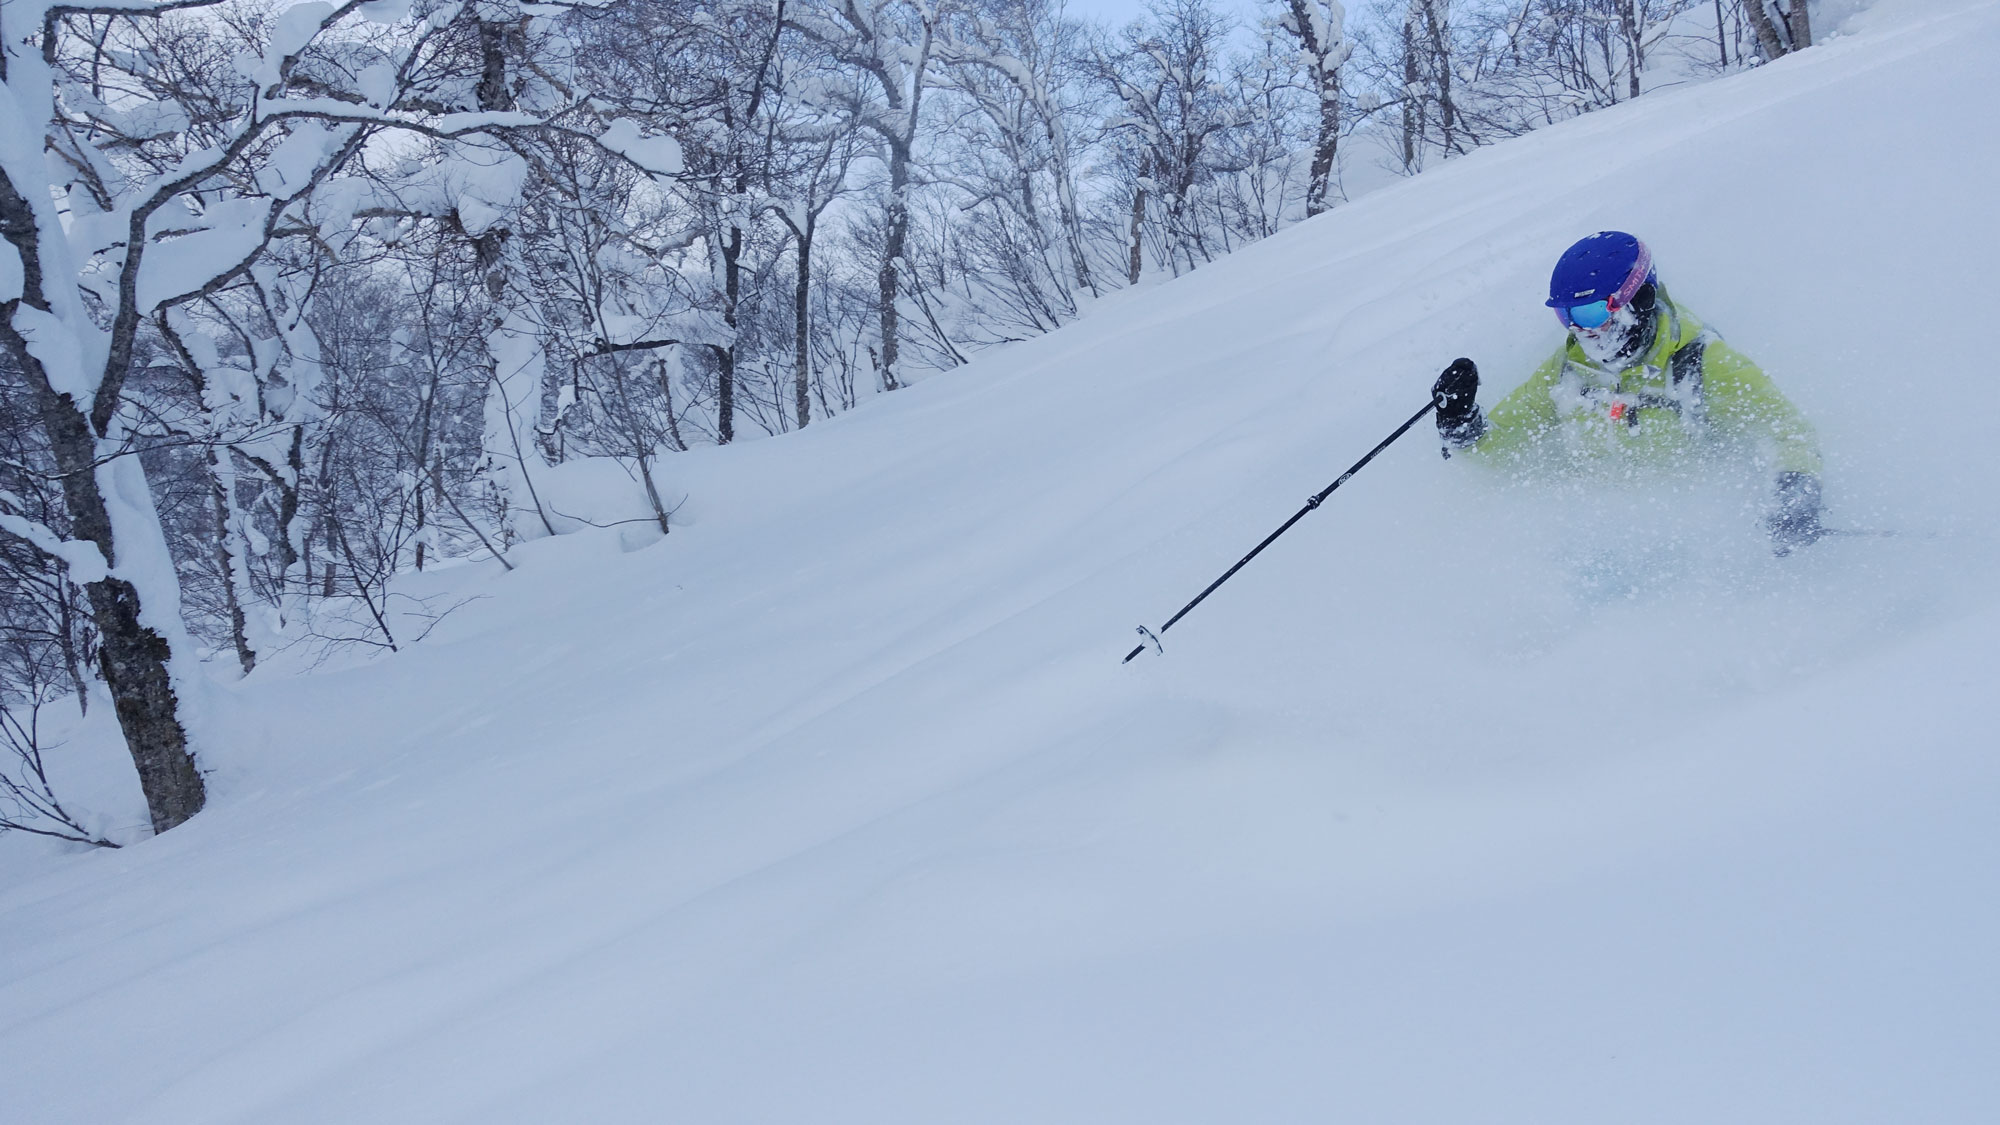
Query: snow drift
5 0 1999 1121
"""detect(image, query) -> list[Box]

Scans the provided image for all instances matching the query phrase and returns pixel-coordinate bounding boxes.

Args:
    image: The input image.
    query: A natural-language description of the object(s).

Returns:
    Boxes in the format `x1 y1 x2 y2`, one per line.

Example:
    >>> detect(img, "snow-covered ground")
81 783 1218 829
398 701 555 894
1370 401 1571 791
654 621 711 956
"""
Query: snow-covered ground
6 0 2000 1120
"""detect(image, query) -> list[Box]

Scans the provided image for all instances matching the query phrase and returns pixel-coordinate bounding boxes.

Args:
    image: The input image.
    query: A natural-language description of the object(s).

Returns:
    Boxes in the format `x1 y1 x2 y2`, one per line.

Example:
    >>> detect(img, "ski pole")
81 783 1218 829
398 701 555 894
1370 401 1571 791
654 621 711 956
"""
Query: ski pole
1122 397 1438 664
1819 527 1901 539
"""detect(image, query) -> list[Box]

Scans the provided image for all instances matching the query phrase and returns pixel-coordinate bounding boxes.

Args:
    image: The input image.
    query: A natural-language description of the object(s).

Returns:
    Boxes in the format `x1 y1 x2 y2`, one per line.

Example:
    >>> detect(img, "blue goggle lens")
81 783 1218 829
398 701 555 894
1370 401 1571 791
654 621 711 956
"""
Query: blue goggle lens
1564 299 1613 329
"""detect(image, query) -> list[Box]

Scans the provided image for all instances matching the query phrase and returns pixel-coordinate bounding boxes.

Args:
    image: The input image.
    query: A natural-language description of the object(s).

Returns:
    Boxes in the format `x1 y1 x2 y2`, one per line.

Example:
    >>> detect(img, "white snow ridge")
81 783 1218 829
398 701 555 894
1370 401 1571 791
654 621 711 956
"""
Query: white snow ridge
5 0 2000 1121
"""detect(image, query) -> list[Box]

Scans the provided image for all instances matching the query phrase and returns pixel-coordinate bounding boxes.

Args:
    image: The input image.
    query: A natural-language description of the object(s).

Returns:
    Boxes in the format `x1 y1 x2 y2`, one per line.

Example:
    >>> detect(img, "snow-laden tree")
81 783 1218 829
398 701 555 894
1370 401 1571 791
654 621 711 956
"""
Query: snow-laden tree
1094 0 1243 279
683 0 791 444
301 250 516 656
1272 0 1349 216
766 101 865 430
785 0 950 392
0 0 376 831
933 0 1101 323
0 0 680 834
1206 25 1315 244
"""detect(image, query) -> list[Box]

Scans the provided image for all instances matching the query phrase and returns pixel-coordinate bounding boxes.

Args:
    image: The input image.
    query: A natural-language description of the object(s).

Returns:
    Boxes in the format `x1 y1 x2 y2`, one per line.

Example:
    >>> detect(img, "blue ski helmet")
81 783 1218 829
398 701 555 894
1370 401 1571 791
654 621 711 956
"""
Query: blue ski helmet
1546 231 1655 310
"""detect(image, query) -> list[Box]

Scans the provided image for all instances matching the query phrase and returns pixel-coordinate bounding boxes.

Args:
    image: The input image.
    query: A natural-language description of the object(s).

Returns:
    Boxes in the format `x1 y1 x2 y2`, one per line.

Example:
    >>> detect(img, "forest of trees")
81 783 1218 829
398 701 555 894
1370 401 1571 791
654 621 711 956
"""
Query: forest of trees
1 0 1813 843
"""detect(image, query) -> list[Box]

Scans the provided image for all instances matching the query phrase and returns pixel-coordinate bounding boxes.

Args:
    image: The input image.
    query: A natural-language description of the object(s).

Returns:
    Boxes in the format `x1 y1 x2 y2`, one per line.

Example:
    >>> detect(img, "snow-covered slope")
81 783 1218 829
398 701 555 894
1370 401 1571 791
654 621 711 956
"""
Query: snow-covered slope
7 2 2000 1121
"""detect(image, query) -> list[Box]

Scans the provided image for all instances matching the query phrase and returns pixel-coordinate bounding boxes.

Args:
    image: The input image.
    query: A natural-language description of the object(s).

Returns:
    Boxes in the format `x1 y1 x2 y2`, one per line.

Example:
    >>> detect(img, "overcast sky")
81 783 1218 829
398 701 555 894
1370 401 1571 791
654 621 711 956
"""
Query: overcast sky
1060 0 1149 29
1059 0 1270 36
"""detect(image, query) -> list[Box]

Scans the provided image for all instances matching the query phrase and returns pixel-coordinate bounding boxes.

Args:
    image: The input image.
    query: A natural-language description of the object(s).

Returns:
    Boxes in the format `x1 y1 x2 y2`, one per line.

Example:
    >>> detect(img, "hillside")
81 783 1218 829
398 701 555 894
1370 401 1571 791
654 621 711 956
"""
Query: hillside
5 0 1999 1120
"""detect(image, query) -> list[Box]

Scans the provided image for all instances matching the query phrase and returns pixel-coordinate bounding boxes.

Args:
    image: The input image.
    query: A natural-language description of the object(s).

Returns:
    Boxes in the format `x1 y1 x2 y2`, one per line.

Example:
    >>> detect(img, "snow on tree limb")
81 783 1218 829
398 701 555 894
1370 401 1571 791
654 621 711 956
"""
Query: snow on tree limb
0 512 111 585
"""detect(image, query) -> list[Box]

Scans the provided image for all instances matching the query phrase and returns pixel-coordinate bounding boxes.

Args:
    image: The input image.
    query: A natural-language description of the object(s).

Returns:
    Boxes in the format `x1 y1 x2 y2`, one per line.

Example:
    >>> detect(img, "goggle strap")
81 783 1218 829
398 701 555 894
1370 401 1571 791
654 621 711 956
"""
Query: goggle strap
1609 242 1652 310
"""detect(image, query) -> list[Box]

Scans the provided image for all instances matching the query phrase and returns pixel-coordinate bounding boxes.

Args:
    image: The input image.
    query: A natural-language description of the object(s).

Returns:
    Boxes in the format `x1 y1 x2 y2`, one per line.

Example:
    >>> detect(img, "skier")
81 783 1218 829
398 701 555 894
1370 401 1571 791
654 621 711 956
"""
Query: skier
1431 231 1826 555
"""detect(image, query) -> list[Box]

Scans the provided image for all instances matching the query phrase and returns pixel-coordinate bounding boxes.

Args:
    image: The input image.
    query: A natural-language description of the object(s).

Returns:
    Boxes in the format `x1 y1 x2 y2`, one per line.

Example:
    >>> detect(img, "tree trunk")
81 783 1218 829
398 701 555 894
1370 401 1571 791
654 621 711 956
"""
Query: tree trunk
471 10 556 537
1288 0 1343 218
412 468 427 573
1306 85 1340 217
1047 140 1095 296
1746 0 1789 60
635 453 672 535
1128 154 1149 285
1 168 205 834
315 434 339 598
718 223 741 443
1786 2 1811 50
653 359 689 453
477 18 514 116
879 147 908 393
272 425 304 625
89 574 205 832
794 226 813 430
25 375 205 832
410 370 435 570
1617 0 1643 99
1421 0 1461 154
55 576 89 716
206 448 256 676
1401 8 1421 172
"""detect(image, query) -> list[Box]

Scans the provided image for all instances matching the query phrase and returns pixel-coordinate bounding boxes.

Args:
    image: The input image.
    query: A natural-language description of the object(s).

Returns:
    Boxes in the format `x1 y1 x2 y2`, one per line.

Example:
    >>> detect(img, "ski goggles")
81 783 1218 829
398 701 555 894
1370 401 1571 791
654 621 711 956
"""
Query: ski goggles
1558 298 1618 330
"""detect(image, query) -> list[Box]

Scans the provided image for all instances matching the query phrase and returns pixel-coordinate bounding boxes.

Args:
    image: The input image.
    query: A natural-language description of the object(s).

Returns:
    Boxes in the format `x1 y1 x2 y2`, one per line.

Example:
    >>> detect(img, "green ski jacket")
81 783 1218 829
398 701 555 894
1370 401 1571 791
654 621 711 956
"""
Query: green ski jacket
1467 292 1822 477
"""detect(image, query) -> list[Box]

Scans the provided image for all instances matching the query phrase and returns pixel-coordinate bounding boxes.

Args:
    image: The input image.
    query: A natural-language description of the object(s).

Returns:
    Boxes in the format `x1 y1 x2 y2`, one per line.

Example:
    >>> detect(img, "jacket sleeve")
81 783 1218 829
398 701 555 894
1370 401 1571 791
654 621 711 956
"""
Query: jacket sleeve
1700 341 1823 476
1462 346 1566 463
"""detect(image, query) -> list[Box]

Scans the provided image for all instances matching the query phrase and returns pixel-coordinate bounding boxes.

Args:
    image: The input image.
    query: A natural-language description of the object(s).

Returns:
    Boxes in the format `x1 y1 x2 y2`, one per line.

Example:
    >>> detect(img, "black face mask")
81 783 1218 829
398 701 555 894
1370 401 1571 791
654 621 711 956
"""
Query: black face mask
1576 282 1658 370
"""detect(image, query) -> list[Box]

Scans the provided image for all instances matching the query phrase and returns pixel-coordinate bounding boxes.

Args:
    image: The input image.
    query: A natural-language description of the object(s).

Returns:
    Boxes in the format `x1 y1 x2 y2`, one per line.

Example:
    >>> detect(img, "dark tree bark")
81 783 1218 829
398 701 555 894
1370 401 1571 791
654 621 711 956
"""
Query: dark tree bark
1284 0 1345 217
1305 86 1341 218
635 453 672 535
1128 153 1149 285
783 0 934 393
473 19 516 298
878 154 909 392
1747 0 1790 60
1617 0 1643 99
268 425 304 586
794 225 813 430
1418 0 1461 155
715 226 741 443
10 365 206 833
712 8 784 442
1400 10 1421 171
1 169 205 835
206 450 256 676
1787 2 1812 50
54 574 89 715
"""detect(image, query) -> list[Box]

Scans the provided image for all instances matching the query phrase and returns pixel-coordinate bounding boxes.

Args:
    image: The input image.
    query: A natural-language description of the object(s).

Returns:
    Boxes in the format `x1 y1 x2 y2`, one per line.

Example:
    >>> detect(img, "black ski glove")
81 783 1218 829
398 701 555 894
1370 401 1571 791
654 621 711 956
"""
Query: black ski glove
1433 357 1487 450
1767 471 1825 556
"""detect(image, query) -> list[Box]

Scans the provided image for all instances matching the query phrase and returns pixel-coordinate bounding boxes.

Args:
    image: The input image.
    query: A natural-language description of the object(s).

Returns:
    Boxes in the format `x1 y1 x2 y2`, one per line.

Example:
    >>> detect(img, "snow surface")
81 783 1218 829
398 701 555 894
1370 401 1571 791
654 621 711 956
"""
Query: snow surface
7 1 2000 1120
